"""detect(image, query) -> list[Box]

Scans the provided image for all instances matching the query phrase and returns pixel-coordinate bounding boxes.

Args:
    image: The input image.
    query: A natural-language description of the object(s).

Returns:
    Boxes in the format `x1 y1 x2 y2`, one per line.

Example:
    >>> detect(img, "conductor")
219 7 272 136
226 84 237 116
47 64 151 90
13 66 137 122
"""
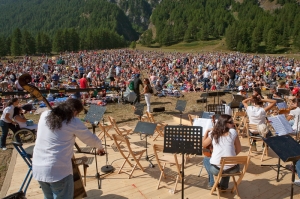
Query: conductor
32 99 105 199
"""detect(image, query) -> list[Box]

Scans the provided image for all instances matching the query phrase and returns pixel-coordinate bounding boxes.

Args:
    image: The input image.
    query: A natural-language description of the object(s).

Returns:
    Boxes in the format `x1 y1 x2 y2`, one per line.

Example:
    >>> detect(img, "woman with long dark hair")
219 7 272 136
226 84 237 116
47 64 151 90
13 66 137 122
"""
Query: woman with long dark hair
202 114 241 190
13 107 37 130
0 98 19 150
141 78 152 112
32 99 105 199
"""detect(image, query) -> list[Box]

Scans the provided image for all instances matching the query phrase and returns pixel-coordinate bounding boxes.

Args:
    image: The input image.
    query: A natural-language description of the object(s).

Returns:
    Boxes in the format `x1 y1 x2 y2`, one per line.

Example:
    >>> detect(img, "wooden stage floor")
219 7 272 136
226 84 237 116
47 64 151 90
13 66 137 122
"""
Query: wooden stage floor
1 117 300 199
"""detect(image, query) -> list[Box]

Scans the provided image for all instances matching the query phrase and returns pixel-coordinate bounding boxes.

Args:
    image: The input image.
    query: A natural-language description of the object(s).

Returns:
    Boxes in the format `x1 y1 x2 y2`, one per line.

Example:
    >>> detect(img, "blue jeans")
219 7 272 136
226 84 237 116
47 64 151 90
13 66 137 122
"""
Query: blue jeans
203 157 214 187
296 160 300 178
38 174 74 199
227 79 235 89
0 120 20 148
210 164 240 189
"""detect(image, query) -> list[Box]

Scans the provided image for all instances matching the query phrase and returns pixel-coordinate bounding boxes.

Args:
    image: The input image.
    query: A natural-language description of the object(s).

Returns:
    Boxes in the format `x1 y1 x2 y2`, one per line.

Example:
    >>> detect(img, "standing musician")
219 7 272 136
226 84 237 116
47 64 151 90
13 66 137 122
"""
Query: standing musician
32 99 105 199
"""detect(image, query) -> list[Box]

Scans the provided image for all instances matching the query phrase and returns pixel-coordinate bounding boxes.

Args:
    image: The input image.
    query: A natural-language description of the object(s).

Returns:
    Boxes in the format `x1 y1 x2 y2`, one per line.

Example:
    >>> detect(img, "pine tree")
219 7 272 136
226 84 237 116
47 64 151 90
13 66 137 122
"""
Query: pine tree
36 32 42 54
266 28 277 53
52 30 64 53
294 34 300 50
41 33 52 54
0 36 7 56
251 27 261 52
11 28 22 56
22 29 36 55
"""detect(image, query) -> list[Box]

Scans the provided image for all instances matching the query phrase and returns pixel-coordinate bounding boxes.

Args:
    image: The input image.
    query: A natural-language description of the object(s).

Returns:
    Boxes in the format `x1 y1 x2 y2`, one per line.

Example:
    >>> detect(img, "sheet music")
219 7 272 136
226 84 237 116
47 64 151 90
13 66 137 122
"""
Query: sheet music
193 118 214 135
268 114 293 136
277 102 288 109
202 112 215 119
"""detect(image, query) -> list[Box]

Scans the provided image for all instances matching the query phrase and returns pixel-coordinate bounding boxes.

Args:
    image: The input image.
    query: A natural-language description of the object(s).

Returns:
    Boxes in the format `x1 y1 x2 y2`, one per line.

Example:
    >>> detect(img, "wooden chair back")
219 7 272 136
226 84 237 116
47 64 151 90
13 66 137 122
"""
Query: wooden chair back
210 156 250 199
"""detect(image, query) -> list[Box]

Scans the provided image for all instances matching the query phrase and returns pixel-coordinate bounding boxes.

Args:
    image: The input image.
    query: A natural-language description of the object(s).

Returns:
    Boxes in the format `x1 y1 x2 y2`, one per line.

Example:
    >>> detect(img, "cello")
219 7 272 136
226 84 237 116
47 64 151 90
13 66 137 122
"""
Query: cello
19 74 87 199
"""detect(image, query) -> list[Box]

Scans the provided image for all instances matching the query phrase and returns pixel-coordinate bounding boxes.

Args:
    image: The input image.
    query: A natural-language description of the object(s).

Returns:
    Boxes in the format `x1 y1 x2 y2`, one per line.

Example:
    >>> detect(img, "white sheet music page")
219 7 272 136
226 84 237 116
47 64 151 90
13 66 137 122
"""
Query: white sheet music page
268 114 293 135
277 102 288 109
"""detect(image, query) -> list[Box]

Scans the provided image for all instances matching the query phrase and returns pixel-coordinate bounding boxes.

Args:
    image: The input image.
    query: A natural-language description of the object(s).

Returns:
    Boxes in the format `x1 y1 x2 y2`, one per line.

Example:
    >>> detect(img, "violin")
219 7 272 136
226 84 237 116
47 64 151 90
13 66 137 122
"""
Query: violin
202 115 216 157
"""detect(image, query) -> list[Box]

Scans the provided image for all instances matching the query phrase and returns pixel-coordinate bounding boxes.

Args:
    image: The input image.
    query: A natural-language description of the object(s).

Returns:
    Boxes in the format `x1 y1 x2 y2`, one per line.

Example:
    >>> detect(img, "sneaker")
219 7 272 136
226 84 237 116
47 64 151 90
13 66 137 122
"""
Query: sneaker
2 147 7 151
251 143 257 151
294 179 300 187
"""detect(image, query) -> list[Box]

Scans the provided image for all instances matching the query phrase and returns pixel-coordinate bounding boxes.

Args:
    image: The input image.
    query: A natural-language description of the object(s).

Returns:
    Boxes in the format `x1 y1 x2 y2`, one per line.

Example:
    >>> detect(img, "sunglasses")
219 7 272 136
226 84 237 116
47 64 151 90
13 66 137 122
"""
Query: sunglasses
227 120 234 124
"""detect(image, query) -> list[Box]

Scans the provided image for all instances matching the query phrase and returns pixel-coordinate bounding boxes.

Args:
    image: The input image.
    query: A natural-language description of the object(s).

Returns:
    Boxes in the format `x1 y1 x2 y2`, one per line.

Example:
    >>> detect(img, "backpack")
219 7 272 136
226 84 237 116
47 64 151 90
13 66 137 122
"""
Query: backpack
129 81 134 90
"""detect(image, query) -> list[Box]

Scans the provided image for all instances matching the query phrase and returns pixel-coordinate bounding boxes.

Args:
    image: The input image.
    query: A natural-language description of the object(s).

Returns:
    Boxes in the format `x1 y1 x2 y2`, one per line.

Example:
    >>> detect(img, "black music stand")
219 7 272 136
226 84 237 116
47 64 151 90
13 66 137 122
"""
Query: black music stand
175 100 187 125
84 105 107 188
164 126 202 199
134 103 145 122
262 135 300 199
133 121 157 167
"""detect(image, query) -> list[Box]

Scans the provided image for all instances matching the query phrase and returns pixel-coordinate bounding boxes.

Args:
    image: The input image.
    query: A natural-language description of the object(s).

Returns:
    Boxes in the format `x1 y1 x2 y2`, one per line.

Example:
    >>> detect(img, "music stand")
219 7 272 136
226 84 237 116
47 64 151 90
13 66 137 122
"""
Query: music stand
133 121 157 167
262 135 300 199
134 103 145 120
175 100 187 125
278 88 290 98
84 105 107 188
164 126 202 199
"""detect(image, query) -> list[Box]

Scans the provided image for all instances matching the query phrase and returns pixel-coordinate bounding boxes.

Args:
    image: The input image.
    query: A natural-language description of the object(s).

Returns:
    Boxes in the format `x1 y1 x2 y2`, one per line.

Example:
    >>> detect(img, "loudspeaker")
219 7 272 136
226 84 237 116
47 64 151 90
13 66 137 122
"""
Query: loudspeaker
196 98 207 103
153 107 165 112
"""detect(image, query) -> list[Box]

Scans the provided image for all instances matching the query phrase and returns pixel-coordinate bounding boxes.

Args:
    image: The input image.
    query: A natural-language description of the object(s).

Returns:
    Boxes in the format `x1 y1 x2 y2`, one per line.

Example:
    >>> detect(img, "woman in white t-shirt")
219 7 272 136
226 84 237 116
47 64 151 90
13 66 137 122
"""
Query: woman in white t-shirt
242 95 276 150
202 114 241 190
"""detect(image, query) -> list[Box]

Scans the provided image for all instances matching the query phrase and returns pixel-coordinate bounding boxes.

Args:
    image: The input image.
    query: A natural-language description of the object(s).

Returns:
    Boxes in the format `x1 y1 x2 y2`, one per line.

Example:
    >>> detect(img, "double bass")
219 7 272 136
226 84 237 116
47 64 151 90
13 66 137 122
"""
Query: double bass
19 74 87 199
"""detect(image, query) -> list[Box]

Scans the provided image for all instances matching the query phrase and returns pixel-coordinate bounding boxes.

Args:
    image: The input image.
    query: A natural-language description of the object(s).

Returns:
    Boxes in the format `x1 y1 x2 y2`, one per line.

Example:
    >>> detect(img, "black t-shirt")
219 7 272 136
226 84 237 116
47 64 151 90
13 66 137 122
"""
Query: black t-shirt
228 70 236 80
133 78 143 93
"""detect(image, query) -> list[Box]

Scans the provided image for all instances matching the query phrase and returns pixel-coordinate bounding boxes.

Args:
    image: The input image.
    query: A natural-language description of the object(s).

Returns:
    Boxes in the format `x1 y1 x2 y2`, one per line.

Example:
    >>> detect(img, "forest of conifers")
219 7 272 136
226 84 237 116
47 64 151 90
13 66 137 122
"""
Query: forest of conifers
0 0 300 56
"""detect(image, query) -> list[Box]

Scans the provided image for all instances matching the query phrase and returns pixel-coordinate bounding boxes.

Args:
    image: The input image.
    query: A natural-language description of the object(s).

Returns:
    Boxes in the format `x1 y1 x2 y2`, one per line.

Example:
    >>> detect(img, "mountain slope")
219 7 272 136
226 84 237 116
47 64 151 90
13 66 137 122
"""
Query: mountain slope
0 0 138 40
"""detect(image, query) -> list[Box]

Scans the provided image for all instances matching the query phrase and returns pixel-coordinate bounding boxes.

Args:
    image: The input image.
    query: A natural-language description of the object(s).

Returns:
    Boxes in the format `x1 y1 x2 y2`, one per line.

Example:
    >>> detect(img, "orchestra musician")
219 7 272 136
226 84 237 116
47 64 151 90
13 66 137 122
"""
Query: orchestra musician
32 99 105 199
202 114 241 190
286 98 300 131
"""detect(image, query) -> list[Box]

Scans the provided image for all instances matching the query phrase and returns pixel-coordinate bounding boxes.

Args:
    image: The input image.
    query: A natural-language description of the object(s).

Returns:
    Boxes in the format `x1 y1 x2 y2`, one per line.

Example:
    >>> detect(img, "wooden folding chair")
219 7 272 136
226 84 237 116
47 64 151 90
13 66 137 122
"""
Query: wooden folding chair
153 144 182 193
232 112 247 137
188 114 198 126
245 123 268 162
210 156 250 199
108 116 133 136
146 112 167 141
97 120 113 141
112 134 146 179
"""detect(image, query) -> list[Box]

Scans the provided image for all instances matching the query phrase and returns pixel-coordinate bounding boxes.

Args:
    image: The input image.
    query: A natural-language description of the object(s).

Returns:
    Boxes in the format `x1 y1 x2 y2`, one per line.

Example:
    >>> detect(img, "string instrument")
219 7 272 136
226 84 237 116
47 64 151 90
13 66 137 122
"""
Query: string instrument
19 74 87 199
202 115 216 157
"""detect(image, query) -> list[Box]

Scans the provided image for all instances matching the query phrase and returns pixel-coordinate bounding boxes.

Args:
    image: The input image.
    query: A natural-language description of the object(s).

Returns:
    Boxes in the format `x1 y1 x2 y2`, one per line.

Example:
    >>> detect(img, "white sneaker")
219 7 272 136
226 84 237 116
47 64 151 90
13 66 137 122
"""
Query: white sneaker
2 147 7 151
294 179 300 187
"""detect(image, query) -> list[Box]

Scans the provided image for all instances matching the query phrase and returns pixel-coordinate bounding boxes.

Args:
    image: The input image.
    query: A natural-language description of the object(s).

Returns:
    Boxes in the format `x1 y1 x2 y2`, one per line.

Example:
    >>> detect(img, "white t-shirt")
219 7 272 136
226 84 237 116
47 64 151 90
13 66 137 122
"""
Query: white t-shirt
203 71 211 78
209 128 237 170
0 105 15 123
289 107 300 130
33 110 103 183
246 106 266 125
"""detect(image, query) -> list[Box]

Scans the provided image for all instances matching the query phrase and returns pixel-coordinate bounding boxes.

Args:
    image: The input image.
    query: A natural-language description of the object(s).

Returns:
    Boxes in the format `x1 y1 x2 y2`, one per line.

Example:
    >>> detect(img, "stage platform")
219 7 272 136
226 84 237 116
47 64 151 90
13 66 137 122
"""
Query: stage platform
1 116 300 199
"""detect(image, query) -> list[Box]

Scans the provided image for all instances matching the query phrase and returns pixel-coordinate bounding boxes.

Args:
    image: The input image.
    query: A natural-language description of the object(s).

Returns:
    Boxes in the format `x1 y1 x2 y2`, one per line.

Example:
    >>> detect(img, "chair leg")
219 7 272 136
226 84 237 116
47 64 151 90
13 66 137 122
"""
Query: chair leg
157 171 164 189
83 164 88 186
197 161 204 177
231 176 240 198
173 175 179 194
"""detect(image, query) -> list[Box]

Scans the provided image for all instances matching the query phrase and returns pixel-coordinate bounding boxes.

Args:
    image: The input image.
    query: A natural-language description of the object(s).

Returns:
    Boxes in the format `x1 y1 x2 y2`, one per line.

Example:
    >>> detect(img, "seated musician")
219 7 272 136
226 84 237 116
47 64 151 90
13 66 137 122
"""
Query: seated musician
202 114 241 190
13 107 38 131
242 96 276 151
32 99 105 199
286 98 300 131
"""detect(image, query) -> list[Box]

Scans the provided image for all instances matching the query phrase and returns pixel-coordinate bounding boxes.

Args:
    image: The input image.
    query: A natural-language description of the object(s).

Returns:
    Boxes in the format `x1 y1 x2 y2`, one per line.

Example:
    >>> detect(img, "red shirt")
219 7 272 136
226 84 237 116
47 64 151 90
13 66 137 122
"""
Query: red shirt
79 78 88 89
